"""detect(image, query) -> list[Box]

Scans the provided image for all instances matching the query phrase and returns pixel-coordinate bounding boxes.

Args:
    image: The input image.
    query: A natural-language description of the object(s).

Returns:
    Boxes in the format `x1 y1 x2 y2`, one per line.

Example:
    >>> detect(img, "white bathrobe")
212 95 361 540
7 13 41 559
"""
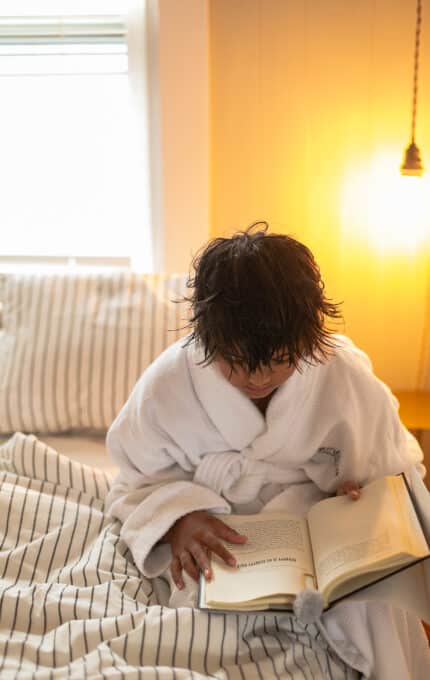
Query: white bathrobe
106 334 430 677
106 333 423 576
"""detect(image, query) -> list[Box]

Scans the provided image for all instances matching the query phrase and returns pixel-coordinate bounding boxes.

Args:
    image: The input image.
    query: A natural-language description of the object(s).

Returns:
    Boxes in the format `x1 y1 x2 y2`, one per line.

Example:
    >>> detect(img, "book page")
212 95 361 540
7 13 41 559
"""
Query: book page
204 513 315 607
308 475 429 603
393 476 429 556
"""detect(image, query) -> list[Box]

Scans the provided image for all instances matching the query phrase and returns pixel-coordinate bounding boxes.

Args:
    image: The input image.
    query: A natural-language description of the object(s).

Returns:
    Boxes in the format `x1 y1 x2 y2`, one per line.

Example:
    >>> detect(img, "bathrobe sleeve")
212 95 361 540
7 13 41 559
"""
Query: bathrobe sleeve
301 339 425 493
105 350 231 578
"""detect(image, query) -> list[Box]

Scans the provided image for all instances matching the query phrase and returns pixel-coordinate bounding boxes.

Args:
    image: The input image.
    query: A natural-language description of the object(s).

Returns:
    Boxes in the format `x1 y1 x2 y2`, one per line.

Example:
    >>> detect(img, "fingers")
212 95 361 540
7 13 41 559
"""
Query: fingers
212 517 248 544
181 550 201 582
204 518 247 568
337 480 361 500
170 544 211 588
168 514 249 589
189 541 212 580
204 533 238 568
170 556 185 589
171 551 199 587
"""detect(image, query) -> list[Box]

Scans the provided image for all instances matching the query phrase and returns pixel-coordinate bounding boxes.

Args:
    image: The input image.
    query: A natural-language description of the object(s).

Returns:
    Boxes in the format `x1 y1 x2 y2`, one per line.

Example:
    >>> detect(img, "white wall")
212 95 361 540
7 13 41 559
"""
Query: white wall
150 0 210 274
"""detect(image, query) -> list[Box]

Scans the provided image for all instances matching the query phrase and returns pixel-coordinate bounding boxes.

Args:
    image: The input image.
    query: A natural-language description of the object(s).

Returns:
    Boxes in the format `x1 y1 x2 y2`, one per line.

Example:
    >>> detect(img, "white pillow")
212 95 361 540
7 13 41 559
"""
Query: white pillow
0 270 189 434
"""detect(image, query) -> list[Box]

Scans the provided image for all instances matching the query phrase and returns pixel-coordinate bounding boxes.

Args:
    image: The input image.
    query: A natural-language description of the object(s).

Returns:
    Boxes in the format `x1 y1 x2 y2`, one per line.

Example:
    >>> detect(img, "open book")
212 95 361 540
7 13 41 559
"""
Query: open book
198 474 430 612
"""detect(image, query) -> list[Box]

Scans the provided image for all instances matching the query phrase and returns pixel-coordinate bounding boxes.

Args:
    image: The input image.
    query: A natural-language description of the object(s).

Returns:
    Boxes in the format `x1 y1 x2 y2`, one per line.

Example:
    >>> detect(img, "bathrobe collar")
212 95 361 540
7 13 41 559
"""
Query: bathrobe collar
186 341 313 453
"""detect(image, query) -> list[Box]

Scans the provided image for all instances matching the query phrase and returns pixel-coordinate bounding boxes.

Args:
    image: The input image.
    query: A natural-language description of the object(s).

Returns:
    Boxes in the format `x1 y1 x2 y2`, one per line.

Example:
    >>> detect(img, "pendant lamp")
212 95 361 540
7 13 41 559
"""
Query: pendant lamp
401 0 424 176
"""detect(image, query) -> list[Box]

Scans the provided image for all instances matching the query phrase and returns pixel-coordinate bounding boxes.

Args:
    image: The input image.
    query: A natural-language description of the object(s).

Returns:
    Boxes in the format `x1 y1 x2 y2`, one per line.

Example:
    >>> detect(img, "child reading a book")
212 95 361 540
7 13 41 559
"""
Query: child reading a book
106 223 429 676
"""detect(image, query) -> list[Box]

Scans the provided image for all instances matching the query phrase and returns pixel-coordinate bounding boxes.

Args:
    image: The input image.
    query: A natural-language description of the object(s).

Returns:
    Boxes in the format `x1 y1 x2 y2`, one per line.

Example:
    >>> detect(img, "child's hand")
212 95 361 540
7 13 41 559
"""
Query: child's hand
162 510 248 589
336 480 361 500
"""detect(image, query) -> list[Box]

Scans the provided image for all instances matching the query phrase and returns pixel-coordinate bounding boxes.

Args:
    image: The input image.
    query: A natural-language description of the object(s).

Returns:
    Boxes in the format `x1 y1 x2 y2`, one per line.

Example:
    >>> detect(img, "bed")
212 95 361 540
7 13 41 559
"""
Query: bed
0 431 361 679
0 268 427 678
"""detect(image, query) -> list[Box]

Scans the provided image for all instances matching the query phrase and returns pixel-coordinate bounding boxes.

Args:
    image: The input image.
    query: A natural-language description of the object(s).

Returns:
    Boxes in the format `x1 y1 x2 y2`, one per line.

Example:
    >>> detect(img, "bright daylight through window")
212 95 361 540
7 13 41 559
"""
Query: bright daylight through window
0 1 152 271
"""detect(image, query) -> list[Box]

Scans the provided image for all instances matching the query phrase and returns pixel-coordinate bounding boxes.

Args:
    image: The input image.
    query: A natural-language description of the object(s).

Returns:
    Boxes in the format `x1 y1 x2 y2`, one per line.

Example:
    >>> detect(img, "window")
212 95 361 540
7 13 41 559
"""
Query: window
0 1 152 271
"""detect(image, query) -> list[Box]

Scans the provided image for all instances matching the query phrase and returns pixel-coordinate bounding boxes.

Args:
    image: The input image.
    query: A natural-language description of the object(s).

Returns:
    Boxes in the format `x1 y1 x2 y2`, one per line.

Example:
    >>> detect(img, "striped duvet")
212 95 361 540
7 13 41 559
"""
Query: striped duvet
0 433 358 679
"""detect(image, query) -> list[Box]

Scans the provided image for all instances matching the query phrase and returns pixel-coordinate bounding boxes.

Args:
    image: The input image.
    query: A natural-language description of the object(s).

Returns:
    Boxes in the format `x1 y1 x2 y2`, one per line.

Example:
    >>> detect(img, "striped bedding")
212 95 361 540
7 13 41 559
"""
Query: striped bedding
0 433 359 679
0 271 189 435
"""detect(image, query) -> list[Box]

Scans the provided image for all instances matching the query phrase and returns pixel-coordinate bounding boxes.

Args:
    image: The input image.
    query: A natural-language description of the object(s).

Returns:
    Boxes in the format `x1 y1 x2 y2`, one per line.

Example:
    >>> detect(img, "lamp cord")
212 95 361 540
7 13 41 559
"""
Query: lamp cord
411 0 422 144
411 0 428 389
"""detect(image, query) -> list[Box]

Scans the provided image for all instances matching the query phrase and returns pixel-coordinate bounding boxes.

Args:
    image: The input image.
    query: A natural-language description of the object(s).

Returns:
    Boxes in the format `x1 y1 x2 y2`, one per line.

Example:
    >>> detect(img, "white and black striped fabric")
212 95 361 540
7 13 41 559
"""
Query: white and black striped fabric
0 433 360 679
0 271 189 435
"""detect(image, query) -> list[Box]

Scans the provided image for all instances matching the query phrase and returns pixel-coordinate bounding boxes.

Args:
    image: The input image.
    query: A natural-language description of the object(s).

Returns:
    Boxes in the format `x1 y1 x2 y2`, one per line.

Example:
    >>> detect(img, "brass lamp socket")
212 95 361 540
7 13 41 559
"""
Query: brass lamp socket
401 142 424 176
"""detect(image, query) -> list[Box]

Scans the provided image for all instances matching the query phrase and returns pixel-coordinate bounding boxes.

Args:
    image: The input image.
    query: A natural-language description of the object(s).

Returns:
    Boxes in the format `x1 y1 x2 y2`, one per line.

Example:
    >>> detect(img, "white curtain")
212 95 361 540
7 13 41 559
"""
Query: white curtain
0 2 154 271
126 0 162 273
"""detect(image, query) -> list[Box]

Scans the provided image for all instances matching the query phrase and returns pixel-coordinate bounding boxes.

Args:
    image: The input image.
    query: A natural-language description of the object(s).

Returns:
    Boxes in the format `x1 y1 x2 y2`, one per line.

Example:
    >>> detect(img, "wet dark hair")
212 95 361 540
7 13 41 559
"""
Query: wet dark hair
183 222 342 372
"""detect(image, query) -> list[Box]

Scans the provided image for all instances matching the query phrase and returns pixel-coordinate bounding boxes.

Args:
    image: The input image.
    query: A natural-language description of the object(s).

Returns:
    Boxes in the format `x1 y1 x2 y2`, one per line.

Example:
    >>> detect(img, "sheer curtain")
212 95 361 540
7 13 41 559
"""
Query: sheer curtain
0 0 154 272
126 0 162 272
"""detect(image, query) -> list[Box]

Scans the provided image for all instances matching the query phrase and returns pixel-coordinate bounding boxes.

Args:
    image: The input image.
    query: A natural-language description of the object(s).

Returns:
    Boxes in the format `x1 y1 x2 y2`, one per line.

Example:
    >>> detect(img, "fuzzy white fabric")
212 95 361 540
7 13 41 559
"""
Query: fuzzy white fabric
106 334 424 577
293 588 325 625
105 333 430 678
319 600 430 679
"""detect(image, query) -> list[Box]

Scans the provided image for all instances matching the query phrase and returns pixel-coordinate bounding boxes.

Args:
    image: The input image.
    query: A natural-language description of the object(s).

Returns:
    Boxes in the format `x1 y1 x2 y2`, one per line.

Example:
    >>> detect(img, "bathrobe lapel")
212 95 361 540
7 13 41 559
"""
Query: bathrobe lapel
187 343 265 451
187 342 316 464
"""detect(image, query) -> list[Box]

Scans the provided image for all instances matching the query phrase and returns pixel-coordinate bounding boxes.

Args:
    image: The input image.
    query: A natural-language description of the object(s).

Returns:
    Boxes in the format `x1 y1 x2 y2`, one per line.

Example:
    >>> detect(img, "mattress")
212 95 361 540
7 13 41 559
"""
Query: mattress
0 433 118 476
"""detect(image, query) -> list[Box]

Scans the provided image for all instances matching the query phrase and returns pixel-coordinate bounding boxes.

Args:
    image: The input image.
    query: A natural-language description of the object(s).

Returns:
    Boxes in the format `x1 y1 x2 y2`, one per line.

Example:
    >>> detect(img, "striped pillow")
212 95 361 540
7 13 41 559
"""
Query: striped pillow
0 270 189 434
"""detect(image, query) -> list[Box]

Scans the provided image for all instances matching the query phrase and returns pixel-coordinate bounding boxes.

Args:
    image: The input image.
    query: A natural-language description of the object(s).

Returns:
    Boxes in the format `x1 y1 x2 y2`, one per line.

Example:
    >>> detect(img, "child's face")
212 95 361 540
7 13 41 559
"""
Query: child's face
216 353 295 400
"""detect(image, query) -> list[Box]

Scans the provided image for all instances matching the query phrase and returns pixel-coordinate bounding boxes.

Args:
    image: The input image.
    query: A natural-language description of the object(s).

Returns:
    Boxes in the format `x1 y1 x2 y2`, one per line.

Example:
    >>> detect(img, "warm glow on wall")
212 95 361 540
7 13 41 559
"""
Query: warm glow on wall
340 151 430 255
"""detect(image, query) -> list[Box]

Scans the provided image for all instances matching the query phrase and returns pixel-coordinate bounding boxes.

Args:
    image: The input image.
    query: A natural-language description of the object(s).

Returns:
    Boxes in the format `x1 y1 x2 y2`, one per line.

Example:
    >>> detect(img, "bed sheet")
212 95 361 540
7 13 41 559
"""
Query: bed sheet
0 432 359 679
39 434 118 476
0 434 118 477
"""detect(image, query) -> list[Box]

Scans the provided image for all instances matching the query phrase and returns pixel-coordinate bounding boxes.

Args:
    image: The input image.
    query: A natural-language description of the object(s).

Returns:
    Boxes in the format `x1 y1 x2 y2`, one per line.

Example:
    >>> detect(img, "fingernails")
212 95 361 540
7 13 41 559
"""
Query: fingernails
177 581 184 590
350 490 359 499
228 558 237 567
204 568 211 580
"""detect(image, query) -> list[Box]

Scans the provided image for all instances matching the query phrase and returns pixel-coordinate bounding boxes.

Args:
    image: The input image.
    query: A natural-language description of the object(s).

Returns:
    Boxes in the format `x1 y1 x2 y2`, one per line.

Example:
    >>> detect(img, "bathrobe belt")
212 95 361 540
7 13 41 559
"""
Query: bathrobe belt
193 451 295 504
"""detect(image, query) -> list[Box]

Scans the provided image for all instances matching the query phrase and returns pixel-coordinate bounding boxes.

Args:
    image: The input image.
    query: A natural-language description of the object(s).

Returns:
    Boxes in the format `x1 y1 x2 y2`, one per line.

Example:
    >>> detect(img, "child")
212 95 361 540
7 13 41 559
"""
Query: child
106 224 428 674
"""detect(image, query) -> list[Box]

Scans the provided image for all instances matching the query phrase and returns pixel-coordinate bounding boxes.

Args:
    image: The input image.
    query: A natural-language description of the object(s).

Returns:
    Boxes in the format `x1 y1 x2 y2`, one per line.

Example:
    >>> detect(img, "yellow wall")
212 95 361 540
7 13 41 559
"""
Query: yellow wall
209 0 430 390
156 0 210 273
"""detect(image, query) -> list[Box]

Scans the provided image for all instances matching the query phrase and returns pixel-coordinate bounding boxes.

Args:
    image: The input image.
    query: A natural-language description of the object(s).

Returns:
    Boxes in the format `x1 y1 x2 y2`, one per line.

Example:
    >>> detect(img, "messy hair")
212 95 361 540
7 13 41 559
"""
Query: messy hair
183 222 342 372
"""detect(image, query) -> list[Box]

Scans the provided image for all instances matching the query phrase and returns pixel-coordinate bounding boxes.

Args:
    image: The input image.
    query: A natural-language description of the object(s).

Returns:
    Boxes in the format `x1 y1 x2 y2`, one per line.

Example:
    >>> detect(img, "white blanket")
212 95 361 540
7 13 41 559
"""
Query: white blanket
0 433 359 679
